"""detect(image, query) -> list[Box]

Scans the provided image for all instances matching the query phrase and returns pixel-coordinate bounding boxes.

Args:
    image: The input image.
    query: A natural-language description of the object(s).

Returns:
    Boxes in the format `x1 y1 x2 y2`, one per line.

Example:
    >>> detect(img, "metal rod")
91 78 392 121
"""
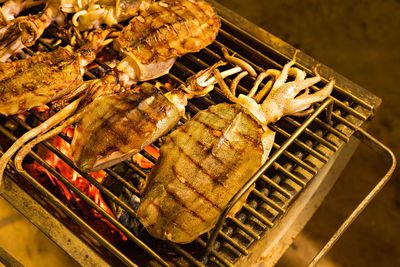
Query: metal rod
307 127 396 266
167 242 204 267
0 247 24 267
228 217 260 240
269 124 329 163
251 188 286 213
314 118 350 143
273 162 307 187
219 231 248 255
243 204 274 227
284 117 338 152
273 143 317 175
259 174 292 198
196 238 234 267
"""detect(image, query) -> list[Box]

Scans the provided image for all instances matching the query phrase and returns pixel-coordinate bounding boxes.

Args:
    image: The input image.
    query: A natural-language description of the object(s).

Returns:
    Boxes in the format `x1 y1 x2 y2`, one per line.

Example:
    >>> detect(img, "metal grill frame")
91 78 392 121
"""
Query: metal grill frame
0 1 395 266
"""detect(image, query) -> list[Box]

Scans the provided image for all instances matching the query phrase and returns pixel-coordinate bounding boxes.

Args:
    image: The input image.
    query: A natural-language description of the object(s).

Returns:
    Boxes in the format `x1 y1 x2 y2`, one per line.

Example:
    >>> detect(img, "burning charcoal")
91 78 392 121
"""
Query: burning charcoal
110 188 142 235
116 195 141 231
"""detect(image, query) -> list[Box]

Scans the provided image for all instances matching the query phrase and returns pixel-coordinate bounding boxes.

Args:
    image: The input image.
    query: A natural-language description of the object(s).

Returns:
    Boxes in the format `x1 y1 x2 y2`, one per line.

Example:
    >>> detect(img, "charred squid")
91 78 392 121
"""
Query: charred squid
0 0 221 185
53 0 222 171
136 51 335 244
0 0 148 61
0 29 111 116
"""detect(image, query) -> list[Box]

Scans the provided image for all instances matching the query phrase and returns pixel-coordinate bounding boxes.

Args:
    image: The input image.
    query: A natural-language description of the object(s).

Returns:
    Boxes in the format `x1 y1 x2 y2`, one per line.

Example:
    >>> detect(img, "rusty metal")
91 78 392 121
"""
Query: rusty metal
0 1 394 266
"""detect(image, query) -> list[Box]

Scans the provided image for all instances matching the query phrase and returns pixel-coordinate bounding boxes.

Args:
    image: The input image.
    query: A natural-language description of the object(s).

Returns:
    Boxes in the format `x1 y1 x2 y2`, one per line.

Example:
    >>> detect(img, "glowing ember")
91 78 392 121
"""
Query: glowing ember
132 146 160 169
33 105 50 113
25 127 126 241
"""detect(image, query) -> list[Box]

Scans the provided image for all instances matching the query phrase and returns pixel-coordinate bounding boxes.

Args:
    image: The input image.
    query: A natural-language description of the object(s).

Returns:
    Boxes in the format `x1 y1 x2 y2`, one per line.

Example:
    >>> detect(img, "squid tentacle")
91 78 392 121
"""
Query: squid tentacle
0 97 82 189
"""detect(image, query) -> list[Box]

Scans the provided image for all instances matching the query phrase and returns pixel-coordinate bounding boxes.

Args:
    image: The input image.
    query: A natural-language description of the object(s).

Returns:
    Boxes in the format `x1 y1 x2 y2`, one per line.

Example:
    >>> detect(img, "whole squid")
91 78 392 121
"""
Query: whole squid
137 51 335 243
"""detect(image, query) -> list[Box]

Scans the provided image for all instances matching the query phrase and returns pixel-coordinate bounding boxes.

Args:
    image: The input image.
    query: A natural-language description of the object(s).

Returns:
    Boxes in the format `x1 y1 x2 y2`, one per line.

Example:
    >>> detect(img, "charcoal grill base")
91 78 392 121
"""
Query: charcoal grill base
0 135 359 267
0 174 112 267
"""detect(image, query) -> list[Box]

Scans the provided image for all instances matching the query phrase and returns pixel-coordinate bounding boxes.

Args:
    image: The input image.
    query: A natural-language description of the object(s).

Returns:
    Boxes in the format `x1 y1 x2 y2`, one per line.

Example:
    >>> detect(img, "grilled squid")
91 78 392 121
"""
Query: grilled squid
137 51 335 244
64 0 221 171
0 0 149 61
0 0 221 186
0 0 45 26
72 0 153 30
0 29 111 116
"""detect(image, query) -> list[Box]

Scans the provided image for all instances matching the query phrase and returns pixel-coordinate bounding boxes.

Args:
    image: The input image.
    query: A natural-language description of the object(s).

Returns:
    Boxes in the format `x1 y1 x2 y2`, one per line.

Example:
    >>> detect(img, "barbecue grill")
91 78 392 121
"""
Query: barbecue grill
0 1 396 266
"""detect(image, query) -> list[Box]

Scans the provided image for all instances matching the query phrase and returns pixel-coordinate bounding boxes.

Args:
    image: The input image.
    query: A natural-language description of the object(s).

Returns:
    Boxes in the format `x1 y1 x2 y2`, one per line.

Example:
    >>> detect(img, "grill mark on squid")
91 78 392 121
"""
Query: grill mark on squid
165 188 207 223
136 102 160 125
172 165 223 211
118 0 220 65
149 201 192 236
169 134 228 188
97 110 130 153
179 125 227 167
207 108 263 148
195 139 225 166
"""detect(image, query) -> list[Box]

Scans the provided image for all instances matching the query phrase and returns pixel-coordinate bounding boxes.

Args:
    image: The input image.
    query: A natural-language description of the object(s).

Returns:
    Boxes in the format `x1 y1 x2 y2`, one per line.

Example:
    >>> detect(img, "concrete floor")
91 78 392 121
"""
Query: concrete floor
1 0 399 266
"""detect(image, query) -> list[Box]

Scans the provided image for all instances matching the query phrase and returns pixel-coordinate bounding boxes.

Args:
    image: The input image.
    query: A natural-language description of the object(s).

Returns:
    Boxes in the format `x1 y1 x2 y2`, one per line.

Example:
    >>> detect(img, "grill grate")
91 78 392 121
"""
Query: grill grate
0 2 381 266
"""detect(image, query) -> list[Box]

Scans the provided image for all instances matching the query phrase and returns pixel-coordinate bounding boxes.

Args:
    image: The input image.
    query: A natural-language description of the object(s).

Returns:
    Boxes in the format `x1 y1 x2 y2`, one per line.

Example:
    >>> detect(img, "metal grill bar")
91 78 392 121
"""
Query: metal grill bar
243 204 274 227
251 188 285 213
228 217 260 240
196 238 235 267
259 175 293 198
314 118 350 143
218 232 248 255
105 168 140 195
272 143 317 175
269 124 329 163
273 162 307 187
284 117 338 152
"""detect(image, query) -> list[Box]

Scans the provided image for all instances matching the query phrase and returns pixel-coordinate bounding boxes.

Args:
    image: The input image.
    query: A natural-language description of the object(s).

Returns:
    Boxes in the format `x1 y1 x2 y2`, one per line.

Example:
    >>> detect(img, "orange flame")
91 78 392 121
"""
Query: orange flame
33 105 50 113
132 146 160 169
25 127 126 241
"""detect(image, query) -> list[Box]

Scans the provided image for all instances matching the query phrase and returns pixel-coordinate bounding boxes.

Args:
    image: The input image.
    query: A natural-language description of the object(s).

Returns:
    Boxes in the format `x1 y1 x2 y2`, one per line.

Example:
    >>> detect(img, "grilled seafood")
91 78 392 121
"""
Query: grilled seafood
0 0 45 28
0 0 221 185
68 0 221 171
137 51 335 243
63 0 221 171
0 0 146 61
0 0 67 61
0 29 110 116
111 0 221 86
71 62 240 172
72 0 152 30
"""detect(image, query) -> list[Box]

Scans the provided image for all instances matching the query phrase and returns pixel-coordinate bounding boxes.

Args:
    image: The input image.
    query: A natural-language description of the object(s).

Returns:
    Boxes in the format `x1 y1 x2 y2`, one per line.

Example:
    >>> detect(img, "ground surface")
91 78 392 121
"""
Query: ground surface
0 0 399 266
